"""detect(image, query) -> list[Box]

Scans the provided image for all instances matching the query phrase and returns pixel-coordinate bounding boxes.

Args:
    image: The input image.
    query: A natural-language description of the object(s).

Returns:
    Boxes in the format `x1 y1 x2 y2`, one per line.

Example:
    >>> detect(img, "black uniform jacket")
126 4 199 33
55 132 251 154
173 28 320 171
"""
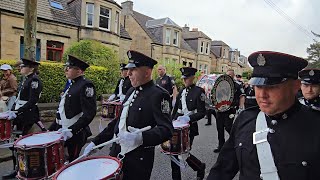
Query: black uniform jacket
155 74 174 95
49 76 96 135
299 96 320 110
114 76 132 97
172 84 206 137
231 80 245 108
244 85 257 108
93 80 173 152
208 101 320 180
14 73 42 125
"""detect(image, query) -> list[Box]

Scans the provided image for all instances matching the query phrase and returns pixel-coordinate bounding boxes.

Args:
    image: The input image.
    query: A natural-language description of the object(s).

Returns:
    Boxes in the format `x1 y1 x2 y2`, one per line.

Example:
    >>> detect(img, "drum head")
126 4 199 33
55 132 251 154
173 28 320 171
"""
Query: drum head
55 157 121 180
211 74 235 112
173 120 189 129
15 132 62 147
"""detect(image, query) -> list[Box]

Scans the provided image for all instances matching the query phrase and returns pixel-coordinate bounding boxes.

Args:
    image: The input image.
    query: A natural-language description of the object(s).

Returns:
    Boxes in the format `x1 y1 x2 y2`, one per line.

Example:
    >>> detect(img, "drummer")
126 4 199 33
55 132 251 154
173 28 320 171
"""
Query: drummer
2 58 43 179
108 63 132 102
84 50 173 180
171 67 206 180
298 68 320 110
48 55 96 162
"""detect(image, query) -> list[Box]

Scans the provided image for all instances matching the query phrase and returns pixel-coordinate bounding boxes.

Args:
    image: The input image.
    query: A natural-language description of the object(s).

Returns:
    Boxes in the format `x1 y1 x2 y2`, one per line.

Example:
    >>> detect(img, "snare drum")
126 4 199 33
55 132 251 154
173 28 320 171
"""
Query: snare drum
102 101 122 119
0 118 11 141
14 131 65 179
161 120 190 155
53 156 123 180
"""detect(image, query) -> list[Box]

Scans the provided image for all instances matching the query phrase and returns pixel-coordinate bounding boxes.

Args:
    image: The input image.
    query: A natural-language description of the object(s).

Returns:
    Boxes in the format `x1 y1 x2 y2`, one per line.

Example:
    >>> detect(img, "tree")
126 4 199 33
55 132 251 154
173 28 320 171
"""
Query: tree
306 31 320 68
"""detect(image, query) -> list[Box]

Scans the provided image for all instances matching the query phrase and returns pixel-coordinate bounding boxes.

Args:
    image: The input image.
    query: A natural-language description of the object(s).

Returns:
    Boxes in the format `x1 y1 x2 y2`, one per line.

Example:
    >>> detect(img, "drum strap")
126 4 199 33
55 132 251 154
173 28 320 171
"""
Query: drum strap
118 90 139 155
298 98 305 105
57 86 83 129
254 111 280 180
180 88 196 116
117 79 124 98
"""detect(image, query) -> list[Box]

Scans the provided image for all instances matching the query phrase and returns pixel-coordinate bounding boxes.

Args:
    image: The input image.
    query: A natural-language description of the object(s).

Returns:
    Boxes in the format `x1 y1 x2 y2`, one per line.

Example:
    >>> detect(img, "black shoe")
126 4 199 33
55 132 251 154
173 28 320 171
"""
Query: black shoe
213 147 221 153
2 170 17 179
197 163 206 180
205 123 211 126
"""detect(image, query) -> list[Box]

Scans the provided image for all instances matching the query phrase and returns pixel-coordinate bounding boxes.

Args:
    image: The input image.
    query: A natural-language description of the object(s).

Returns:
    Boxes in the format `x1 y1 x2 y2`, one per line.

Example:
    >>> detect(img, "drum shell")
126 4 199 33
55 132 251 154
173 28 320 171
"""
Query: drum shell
102 102 122 120
161 125 190 155
14 132 65 179
0 118 11 141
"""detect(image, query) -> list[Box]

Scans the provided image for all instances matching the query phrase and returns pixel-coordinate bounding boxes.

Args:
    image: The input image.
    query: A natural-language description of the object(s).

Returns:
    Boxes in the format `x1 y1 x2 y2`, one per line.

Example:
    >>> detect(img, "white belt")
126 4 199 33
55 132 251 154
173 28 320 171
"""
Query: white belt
253 111 280 180
246 96 256 99
14 100 28 110
56 112 83 129
177 109 197 115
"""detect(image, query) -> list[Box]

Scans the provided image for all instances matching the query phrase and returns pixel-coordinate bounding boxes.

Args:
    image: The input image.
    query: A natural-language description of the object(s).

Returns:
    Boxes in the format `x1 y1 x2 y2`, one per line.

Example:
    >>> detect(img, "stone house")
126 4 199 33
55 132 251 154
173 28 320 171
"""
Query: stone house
0 0 132 62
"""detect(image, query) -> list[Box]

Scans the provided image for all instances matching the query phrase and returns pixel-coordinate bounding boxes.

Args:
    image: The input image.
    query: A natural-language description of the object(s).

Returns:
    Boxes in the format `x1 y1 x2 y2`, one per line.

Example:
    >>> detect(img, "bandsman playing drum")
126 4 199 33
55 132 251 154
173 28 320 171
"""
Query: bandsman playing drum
49 55 96 162
171 67 206 180
84 50 173 180
298 68 320 110
207 51 320 180
108 63 132 102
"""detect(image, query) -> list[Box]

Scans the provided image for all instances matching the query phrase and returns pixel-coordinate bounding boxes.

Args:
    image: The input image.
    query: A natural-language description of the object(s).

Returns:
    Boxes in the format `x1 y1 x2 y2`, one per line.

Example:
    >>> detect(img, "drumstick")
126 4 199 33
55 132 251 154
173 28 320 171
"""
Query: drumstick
0 142 14 149
92 126 151 150
107 99 121 103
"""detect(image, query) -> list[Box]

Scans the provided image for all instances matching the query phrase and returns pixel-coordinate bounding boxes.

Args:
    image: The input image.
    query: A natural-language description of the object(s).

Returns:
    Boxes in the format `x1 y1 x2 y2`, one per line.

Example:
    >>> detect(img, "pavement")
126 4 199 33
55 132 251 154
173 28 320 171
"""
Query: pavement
0 115 240 179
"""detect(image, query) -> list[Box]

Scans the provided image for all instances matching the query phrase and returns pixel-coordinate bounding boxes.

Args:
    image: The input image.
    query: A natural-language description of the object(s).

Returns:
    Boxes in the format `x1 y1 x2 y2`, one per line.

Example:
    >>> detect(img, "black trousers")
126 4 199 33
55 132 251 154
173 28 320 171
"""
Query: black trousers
65 130 87 162
215 108 236 147
206 109 216 124
171 136 204 180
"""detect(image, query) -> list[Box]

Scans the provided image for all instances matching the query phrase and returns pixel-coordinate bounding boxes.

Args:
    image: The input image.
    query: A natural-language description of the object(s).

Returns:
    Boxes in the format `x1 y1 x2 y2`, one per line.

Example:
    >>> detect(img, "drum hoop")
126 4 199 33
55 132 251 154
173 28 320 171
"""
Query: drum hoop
53 156 122 180
211 75 235 112
14 131 64 149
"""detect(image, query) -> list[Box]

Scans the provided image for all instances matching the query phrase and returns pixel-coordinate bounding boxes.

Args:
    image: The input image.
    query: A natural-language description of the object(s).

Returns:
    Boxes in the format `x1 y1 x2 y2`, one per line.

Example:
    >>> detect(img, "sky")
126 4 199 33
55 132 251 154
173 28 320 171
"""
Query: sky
115 0 320 58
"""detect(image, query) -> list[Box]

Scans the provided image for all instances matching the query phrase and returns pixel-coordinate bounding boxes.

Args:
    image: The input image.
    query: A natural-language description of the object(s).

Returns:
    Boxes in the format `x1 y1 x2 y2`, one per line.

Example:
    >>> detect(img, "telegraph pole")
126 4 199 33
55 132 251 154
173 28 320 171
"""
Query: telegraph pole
24 0 38 61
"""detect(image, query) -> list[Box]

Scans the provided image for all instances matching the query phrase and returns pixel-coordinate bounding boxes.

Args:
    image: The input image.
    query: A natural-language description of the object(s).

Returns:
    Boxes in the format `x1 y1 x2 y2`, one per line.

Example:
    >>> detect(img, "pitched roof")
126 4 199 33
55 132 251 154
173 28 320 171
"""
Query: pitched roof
0 0 129 39
211 40 229 46
146 17 180 29
183 31 211 40
211 46 221 58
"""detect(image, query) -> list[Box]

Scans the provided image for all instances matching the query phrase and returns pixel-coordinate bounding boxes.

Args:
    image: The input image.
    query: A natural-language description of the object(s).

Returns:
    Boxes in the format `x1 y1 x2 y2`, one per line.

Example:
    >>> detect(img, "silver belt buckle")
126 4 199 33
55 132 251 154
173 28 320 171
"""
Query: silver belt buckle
253 128 269 144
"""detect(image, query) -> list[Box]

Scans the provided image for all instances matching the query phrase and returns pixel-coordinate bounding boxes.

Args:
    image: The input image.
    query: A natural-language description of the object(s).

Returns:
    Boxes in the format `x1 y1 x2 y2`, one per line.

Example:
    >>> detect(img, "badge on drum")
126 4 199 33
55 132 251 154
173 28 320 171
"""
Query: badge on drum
257 54 266 66
161 99 170 114
85 87 94 97
31 81 38 89
200 93 206 101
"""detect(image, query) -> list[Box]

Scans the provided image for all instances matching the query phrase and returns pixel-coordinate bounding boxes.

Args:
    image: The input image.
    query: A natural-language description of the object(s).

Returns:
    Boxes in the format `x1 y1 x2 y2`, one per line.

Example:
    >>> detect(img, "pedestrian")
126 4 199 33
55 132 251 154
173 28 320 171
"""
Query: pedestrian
207 51 320 180
155 65 175 98
108 63 132 102
2 58 42 179
48 55 96 162
83 50 173 180
0 64 18 110
213 69 245 153
171 67 206 180
298 68 320 110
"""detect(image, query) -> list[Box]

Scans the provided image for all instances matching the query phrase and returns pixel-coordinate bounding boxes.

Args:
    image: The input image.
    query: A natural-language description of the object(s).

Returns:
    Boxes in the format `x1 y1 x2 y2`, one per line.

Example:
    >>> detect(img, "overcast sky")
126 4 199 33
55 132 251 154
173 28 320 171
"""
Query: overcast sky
115 0 319 58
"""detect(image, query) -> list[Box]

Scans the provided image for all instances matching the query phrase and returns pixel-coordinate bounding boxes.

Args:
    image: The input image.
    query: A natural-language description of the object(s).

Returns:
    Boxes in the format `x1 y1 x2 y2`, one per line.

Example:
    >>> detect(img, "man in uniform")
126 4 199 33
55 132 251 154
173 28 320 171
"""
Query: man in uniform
2 58 43 179
298 68 320 110
244 75 258 109
171 67 206 180
108 63 132 101
213 69 245 153
49 55 96 162
83 50 173 180
156 65 174 98
207 51 320 180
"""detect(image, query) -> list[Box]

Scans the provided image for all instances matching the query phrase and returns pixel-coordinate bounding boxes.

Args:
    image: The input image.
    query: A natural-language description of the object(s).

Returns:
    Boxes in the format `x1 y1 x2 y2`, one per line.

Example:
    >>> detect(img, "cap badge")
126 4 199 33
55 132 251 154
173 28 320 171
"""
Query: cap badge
309 70 315 76
257 54 266 66
128 51 132 59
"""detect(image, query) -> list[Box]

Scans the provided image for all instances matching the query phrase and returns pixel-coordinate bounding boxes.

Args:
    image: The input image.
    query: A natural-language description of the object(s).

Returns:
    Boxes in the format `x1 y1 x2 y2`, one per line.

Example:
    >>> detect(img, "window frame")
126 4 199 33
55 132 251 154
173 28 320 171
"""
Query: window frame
115 11 120 34
205 42 210 55
200 41 204 54
46 41 64 61
86 3 94 27
165 28 171 45
173 31 179 46
99 5 111 31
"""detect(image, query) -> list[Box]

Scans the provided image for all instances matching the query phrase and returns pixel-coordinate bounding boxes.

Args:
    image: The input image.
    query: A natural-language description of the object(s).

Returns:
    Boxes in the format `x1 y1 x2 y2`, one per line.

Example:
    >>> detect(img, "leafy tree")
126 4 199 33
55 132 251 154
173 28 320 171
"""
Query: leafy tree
306 31 320 68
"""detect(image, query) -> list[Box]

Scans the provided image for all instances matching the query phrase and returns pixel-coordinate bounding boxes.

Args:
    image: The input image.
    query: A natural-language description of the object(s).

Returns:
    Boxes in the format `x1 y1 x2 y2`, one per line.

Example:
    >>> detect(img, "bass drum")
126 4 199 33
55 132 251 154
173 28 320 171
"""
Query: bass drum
196 74 221 110
211 74 235 112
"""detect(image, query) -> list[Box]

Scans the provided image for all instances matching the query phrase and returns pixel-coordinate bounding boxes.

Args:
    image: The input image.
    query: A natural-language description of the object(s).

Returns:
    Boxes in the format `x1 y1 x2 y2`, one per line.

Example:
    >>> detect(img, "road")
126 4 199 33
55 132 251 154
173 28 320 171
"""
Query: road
0 115 239 179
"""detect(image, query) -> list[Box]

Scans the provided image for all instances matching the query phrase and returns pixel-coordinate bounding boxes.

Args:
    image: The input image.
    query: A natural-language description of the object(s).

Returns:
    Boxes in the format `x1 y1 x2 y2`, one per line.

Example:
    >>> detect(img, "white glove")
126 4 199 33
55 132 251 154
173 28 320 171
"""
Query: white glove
177 116 190 123
119 95 125 102
0 111 17 120
118 126 143 147
83 142 96 156
108 94 116 101
58 128 73 141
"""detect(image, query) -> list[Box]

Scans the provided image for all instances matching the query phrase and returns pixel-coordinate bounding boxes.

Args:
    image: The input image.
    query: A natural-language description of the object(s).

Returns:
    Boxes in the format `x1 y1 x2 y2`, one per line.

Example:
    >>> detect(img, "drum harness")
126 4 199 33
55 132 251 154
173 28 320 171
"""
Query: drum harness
253 111 280 180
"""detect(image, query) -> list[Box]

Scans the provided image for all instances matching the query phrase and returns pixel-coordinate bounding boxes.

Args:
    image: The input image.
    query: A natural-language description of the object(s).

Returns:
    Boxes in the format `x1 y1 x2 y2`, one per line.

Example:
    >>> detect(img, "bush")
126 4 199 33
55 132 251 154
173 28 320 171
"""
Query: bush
0 60 115 103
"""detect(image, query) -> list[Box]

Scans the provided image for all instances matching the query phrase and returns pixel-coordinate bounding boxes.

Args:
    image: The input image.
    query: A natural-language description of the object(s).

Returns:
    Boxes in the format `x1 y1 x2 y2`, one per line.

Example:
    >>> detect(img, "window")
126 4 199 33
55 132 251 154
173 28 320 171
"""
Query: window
205 42 210 54
165 29 171 45
47 41 64 61
99 6 111 30
20 37 41 61
173 31 178 46
115 11 120 34
49 0 63 10
183 61 187 66
86 3 94 27
189 62 193 67
199 64 202 71
200 41 204 54
204 64 208 74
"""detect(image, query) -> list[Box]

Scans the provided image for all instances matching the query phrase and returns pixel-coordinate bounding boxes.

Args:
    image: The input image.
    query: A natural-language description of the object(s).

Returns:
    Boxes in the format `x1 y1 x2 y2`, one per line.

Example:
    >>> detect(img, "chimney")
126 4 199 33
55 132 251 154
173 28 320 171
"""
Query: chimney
121 0 133 15
192 28 198 31
182 24 189 32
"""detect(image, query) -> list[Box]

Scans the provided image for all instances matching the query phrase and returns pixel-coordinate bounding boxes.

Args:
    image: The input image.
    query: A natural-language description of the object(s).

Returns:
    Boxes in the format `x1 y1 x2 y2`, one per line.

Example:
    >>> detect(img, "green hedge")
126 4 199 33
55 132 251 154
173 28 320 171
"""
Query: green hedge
0 60 116 103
